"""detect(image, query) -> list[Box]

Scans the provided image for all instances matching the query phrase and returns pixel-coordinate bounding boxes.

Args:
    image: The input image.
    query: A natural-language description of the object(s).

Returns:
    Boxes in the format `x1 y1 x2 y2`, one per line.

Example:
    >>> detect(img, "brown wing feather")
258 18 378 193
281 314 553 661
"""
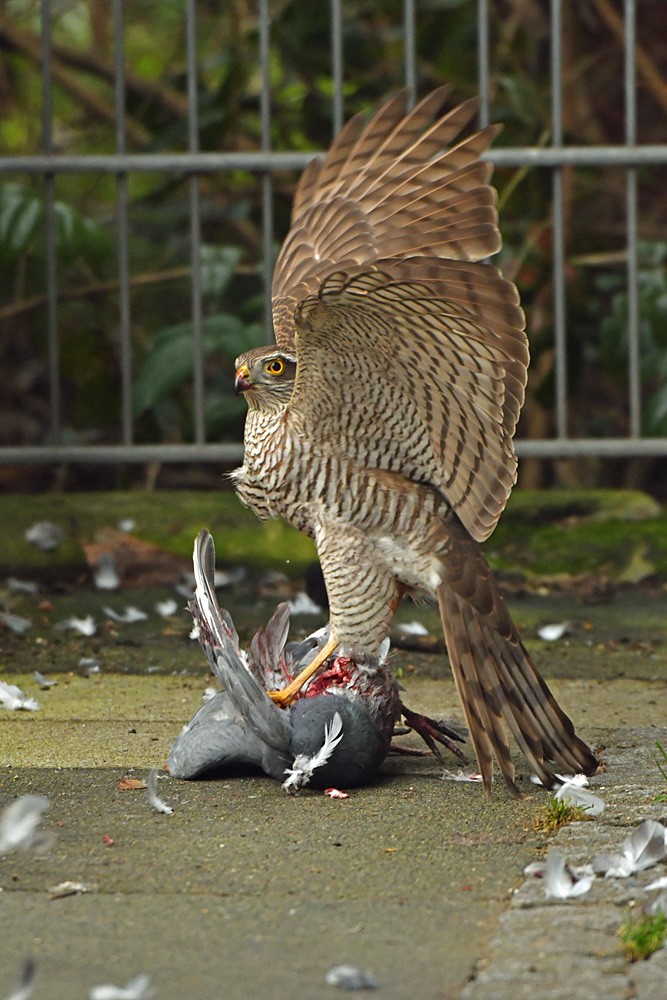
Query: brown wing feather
289 257 526 541
272 89 502 352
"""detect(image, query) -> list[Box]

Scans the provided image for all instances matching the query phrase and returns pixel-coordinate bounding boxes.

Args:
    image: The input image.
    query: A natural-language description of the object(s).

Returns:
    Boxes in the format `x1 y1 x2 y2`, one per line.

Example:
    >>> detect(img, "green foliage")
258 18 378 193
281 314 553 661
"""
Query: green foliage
1 1 667 477
133 313 262 416
597 242 667 435
0 182 109 265
619 909 667 962
531 797 591 833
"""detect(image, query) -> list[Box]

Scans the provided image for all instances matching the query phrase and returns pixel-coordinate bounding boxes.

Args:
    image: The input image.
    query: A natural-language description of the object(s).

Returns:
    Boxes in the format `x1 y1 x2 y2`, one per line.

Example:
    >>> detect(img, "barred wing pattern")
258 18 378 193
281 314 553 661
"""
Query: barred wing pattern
289 258 527 543
271 86 502 356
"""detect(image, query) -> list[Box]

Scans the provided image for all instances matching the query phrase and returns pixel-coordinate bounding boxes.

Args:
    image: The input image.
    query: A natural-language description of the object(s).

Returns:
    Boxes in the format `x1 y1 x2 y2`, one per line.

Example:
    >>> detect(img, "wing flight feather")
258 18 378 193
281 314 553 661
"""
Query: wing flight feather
288 259 527 542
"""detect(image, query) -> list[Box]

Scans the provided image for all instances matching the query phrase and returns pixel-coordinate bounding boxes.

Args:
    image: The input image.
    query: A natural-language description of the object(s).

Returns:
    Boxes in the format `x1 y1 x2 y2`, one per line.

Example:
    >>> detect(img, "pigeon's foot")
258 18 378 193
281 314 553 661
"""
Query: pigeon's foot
268 635 339 707
400 702 468 764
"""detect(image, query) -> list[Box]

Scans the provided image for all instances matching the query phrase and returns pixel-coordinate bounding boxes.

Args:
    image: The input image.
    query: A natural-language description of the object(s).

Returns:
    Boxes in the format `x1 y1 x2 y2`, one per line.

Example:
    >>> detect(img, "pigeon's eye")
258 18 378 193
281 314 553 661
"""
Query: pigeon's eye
267 359 284 374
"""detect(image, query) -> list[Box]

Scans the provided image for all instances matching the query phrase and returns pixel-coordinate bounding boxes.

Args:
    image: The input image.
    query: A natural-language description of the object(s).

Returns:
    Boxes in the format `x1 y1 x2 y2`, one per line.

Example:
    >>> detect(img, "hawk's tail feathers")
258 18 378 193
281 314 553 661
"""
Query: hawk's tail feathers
436 581 599 799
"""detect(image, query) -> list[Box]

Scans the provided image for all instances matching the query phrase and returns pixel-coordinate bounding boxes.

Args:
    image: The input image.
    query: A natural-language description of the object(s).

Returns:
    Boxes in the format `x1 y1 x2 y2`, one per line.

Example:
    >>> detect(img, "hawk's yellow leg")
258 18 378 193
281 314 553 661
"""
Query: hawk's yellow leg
268 635 339 707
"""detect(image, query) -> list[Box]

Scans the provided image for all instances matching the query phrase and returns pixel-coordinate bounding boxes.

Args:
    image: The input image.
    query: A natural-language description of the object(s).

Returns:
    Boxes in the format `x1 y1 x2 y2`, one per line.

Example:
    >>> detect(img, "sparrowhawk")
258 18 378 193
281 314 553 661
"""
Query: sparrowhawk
231 87 598 797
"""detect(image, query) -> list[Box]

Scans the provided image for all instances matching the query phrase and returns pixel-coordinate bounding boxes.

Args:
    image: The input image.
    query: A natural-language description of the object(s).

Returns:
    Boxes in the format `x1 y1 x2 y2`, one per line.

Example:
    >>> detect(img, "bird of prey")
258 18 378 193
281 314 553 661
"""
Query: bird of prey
168 530 399 790
231 87 598 797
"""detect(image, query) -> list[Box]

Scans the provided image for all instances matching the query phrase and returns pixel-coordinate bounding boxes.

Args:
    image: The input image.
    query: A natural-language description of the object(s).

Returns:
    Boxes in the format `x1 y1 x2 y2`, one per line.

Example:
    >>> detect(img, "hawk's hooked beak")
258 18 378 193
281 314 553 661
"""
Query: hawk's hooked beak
235 365 251 394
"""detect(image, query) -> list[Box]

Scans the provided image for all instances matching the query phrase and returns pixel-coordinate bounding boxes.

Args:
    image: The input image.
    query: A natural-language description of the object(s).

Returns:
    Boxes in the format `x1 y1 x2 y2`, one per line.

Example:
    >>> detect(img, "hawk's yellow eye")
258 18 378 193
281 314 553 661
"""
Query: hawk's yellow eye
267 359 284 374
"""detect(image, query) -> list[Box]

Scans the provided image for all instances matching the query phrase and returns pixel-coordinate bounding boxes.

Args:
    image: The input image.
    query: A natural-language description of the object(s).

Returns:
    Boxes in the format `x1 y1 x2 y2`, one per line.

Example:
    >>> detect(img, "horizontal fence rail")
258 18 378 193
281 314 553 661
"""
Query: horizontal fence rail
1 0 666 466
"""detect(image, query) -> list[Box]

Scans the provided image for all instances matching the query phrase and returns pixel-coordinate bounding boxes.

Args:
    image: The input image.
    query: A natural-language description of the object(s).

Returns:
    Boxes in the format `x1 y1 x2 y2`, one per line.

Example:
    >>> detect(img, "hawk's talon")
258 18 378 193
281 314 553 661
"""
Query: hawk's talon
268 687 297 708
266 634 340 708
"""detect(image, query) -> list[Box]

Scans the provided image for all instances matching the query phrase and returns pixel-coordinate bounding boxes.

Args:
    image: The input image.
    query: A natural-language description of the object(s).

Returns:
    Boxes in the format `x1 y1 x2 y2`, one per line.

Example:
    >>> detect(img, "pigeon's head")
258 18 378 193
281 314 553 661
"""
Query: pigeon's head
283 694 390 791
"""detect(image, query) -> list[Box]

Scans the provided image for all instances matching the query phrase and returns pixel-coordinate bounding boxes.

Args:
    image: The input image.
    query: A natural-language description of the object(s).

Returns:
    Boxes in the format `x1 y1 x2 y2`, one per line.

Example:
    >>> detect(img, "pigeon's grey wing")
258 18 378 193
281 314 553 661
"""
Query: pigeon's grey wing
190 595 292 751
212 642 292 752
167 691 290 780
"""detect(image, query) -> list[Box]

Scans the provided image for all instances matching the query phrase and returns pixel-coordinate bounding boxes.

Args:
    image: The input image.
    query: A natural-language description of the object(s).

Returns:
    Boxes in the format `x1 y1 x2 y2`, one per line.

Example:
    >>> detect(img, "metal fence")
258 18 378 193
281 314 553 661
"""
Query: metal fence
1 0 667 468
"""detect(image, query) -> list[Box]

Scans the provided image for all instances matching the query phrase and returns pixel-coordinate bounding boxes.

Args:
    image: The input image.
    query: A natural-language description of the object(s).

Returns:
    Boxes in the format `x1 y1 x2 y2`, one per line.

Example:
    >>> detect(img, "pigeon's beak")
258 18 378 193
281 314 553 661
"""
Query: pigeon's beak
235 365 251 394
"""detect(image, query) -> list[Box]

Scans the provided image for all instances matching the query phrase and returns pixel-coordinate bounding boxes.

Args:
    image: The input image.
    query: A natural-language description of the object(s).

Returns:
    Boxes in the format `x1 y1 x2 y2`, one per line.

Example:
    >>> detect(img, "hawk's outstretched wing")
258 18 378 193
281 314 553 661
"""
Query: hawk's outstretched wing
272 89 526 541
286 258 527 542
271 87 502 353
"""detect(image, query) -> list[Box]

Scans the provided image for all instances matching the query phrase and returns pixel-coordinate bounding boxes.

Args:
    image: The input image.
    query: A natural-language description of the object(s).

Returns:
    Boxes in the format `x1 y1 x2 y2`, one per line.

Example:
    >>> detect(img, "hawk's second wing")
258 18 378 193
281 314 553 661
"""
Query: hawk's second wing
271 88 502 352
286 256 527 543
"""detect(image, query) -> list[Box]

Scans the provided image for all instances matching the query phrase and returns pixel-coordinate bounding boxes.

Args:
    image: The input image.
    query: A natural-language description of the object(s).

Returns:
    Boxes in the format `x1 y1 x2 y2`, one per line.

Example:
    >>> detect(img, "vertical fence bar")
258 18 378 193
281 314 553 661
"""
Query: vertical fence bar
113 0 133 446
259 0 274 342
625 0 641 437
40 0 60 444
185 0 205 443
551 0 568 439
331 0 344 136
477 0 490 128
403 0 417 107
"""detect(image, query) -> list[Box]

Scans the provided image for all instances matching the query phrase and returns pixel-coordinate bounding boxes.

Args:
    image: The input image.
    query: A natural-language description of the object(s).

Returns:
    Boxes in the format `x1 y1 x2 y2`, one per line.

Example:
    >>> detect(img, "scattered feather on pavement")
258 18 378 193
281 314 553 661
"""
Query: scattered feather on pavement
554 780 605 816
56 615 97 637
4 956 36 1000
543 849 594 899
538 622 570 642
0 796 51 853
325 966 379 990
396 620 429 636
531 772 591 788
441 769 483 783
79 657 102 675
146 768 174 815
94 553 120 591
89 974 154 1000
6 577 39 595
24 521 63 551
0 681 40 712
593 819 666 878
0 613 33 635
214 567 245 588
48 880 91 899
103 606 148 624
645 875 667 891
155 599 178 618
288 592 323 615
32 671 57 689
647 891 667 917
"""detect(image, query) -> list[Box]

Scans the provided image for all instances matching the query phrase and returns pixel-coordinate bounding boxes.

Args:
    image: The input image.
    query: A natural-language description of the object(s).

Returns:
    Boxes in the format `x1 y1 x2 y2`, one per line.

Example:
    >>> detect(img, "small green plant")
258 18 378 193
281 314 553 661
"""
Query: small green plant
619 909 667 962
532 796 591 832
654 741 667 802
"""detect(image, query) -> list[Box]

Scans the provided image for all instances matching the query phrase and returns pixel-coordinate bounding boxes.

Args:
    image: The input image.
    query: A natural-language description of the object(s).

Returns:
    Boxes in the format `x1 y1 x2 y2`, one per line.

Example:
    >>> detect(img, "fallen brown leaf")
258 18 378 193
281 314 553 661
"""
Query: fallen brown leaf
117 777 146 790
82 528 189 588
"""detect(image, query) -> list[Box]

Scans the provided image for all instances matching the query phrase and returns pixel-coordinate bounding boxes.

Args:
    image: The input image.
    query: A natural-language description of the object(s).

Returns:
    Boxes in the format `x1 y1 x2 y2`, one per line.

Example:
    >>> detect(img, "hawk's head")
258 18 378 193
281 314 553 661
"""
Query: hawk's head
234 347 297 410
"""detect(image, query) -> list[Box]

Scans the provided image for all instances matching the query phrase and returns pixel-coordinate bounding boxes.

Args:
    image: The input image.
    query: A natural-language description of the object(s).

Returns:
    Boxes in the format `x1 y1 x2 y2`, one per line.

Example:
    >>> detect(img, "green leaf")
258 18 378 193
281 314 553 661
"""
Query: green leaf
199 245 243 301
0 183 43 262
133 315 263 415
